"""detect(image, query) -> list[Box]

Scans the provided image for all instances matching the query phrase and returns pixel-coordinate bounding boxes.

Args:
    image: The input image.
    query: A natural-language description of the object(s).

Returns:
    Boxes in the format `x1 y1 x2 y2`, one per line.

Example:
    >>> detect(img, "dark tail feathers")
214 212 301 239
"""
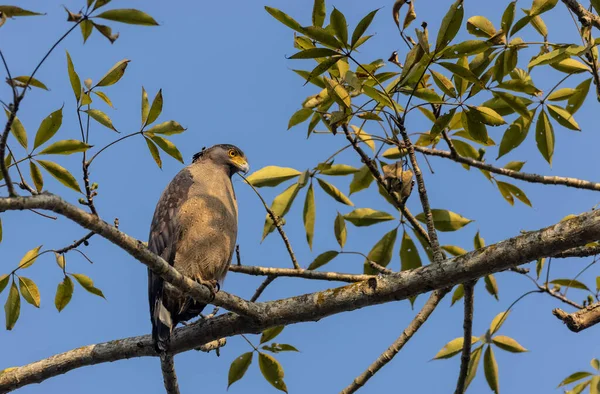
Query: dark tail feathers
152 293 173 353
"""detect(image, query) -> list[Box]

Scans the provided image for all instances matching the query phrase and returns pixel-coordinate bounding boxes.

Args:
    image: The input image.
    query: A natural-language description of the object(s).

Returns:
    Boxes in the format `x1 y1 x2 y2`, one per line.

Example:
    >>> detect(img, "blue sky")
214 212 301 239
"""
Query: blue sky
1 0 599 393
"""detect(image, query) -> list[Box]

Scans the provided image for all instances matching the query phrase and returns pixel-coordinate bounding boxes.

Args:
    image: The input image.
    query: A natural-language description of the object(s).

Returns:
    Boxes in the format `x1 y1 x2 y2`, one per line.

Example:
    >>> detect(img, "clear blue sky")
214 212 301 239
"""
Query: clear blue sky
2 1 599 393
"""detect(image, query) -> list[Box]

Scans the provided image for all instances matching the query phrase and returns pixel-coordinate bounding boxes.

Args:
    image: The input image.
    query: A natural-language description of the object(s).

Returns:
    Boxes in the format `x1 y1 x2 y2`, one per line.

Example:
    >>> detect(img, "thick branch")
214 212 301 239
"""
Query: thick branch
561 0 600 29
553 244 600 258
229 265 374 283
3 202 600 391
413 145 600 192
553 302 600 332
339 289 448 394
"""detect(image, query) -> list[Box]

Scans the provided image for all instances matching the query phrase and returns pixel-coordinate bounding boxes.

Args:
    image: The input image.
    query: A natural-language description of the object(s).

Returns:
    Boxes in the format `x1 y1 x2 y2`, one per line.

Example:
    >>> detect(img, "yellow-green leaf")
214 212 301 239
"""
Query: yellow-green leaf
462 109 488 143
330 8 348 46
334 212 347 248
498 116 531 158
350 125 376 152
430 70 456 98
83 109 117 132
39 140 91 155
492 335 527 352
80 19 93 43
307 250 339 270
382 146 407 159
258 352 288 393
469 106 506 126
349 165 374 195
558 372 594 387
312 0 326 27
364 228 398 274
442 245 468 256
37 160 82 192
320 164 359 176
547 104 580 131
4 281 20 330
228 352 253 389
484 346 499 394
95 8 158 26
530 0 558 16
485 274 499 299
567 78 591 114
55 253 66 270
93 91 113 108
304 26 342 49
490 311 509 334
433 336 479 359
265 6 304 33
246 166 301 187
549 279 590 291
0 6 43 17
317 178 353 206
71 273 105 298
94 59 130 88
146 89 163 125
415 209 472 231
141 86 149 125
262 183 302 239
474 231 485 249
0 274 8 294
493 91 532 120
451 284 465 305
260 325 284 344
435 0 464 52
400 230 421 271
29 161 43 192
303 184 315 249
145 121 186 135
18 277 40 307
55 276 74 312
343 208 395 227
33 107 63 149
550 58 589 74
66 52 81 102
19 245 42 269
149 135 183 163
5 111 27 149
465 346 483 389
547 88 576 101
12 76 48 90
324 77 351 108
288 108 313 129
535 109 554 164
144 137 162 169
351 9 378 48
497 181 532 206
466 16 496 38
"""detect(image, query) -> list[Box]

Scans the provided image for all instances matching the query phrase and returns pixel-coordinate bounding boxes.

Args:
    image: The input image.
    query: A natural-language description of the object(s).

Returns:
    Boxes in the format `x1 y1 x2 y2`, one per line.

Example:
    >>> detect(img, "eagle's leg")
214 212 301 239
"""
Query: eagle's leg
193 276 219 302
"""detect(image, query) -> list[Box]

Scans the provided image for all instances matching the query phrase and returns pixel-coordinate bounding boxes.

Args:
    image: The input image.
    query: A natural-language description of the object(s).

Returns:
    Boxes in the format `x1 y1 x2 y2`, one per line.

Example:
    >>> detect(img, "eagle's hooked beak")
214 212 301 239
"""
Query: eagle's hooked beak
236 159 250 175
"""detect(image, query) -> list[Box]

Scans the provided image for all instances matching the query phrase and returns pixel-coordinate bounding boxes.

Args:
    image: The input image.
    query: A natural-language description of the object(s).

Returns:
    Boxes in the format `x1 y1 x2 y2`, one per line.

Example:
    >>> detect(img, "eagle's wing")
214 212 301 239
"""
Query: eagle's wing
148 168 193 352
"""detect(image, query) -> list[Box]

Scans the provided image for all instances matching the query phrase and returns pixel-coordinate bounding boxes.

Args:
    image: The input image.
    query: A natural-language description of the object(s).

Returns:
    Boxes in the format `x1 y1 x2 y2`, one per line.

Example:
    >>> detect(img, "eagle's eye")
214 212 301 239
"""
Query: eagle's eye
228 149 237 158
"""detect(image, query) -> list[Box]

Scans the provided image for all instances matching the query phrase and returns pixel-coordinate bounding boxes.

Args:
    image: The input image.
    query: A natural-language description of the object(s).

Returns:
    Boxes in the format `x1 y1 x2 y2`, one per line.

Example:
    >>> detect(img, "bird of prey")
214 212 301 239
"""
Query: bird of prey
147 144 249 352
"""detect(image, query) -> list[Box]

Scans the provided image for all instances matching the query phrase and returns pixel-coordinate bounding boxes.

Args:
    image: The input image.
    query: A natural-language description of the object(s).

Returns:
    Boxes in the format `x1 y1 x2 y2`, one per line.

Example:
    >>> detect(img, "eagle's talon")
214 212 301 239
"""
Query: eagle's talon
198 278 219 302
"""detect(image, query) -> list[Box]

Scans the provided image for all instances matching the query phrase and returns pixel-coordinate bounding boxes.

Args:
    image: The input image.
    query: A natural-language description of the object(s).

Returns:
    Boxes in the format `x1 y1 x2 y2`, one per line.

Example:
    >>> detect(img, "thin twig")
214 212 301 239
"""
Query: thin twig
250 276 275 302
454 281 475 394
55 231 94 254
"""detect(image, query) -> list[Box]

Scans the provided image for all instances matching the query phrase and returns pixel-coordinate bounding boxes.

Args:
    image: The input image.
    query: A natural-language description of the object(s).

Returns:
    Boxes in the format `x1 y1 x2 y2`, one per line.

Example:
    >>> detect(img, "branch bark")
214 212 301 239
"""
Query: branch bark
229 265 374 283
561 0 600 29
454 282 475 394
2 197 600 391
553 302 600 332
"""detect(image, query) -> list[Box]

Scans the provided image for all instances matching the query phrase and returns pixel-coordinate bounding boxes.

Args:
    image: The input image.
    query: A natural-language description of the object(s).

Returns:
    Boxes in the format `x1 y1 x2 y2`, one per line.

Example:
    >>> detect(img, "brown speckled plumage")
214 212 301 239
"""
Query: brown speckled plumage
148 144 248 352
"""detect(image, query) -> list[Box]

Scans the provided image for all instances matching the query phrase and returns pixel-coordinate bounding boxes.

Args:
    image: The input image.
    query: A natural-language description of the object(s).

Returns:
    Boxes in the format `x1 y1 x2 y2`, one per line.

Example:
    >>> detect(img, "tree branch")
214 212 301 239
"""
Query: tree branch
561 0 600 29
553 244 600 258
339 289 448 394
2 198 600 391
454 282 475 394
553 302 600 332
229 265 374 283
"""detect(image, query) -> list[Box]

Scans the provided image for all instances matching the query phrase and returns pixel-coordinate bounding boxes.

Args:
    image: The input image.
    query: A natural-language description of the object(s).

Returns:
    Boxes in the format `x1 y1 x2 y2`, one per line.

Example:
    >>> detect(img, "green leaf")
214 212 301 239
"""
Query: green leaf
334 212 347 248
94 59 130 88
71 273 105 298
265 6 304 33
146 89 163 125
451 284 465 305
95 8 158 25
349 165 374 195
11 76 48 90
262 343 299 353
400 230 421 271
145 121 186 135
303 184 315 250
320 164 359 176
317 178 353 206
430 70 456 98
473 231 485 249
437 61 480 84
144 137 162 168
66 52 81 104
536 257 545 279
81 92 93 105
83 109 118 132
530 0 558 16
558 372 594 387
312 0 326 27
364 228 398 274
0 6 43 17
246 166 301 187
149 135 183 163
465 346 483 390
324 77 351 108
18 245 42 269
18 277 40 307
442 245 468 256
287 108 313 130
260 325 285 344
501 2 516 33
433 336 479 359
29 161 43 192
535 109 554 164
305 56 343 83
351 9 378 48
330 8 348 46
435 0 464 52
37 160 82 192
462 109 488 143
5 111 27 150
466 16 496 38
93 91 113 108
307 250 339 270
498 116 531 159
363 85 403 113
55 276 74 312
484 274 499 300
33 107 63 149
39 140 91 155
549 279 590 291
258 352 288 393
55 253 66 270
566 78 591 114
80 19 93 43
141 86 149 125
547 104 580 131
415 209 472 232
595 359 600 371
451 139 479 159
304 26 342 49
262 183 302 239
492 335 527 353
591 376 600 394
547 88 576 102
228 352 253 389
0 274 8 294
493 91 532 120
551 58 589 74
469 106 506 126
4 281 20 330
490 311 509 334
484 346 499 394
344 208 395 226
497 181 532 206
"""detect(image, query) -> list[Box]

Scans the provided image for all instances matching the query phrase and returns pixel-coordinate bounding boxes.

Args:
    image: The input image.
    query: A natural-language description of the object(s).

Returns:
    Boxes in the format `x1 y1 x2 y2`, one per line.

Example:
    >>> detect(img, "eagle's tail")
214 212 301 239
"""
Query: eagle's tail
160 353 180 394
152 296 173 353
